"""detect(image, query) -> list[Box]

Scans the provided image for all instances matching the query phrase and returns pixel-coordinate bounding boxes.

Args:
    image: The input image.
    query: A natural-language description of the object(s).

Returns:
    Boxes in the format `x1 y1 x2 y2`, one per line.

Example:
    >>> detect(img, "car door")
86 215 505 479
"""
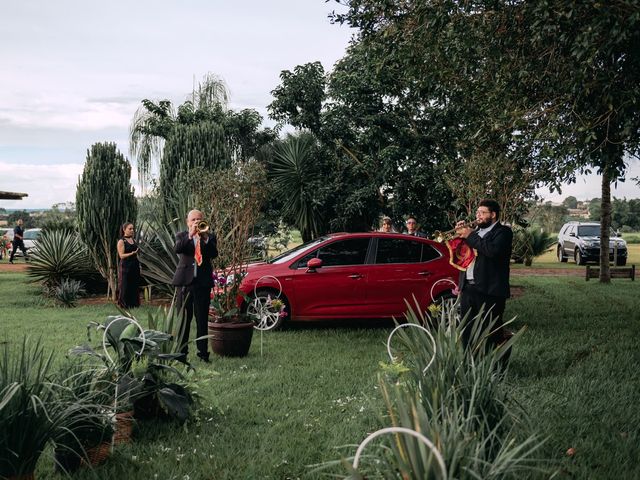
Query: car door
564 225 577 254
289 237 371 319
364 236 445 317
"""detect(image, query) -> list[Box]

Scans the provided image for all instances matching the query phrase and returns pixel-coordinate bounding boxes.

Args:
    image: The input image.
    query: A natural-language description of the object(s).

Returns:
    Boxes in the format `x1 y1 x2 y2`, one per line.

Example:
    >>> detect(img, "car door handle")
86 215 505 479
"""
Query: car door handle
418 271 432 276
348 274 363 279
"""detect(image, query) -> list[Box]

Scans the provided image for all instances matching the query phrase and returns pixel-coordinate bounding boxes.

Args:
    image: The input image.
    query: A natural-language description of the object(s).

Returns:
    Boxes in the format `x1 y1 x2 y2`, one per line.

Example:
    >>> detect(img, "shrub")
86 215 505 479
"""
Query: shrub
512 227 556 266
27 229 103 292
53 279 86 308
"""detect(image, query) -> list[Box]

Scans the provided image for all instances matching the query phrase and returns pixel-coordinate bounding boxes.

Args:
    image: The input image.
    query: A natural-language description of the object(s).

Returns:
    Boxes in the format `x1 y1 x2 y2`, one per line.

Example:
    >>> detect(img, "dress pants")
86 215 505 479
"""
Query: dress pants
460 283 506 349
176 283 210 361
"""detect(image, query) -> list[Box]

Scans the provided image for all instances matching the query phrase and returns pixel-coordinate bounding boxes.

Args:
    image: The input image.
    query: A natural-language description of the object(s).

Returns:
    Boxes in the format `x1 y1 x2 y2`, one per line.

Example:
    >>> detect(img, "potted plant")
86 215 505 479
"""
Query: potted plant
188 161 268 357
52 361 116 473
0 338 64 480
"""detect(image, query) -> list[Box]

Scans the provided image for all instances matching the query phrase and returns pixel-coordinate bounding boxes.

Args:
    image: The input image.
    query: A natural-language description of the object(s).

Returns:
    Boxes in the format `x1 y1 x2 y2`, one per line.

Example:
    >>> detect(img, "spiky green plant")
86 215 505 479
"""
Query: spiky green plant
26 229 101 290
328 302 549 479
76 142 137 300
0 338 106 478
512 227 556 266
53 278 86 308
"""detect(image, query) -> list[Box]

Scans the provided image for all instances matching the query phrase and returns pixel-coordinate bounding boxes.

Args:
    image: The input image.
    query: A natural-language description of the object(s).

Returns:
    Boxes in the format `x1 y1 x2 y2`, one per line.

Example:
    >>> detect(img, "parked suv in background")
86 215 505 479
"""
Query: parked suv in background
557 222 627 266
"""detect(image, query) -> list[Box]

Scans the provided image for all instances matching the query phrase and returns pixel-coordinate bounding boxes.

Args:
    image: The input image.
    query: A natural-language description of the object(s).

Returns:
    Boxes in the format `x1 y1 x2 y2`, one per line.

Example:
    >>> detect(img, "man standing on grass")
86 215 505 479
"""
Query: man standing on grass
455 199 512 349
172 209 218 364
9 219 28 263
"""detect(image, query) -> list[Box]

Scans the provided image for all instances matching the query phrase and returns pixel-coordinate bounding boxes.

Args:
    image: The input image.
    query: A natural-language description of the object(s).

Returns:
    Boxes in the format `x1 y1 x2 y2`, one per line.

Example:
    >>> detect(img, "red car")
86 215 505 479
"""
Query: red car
239 232 459 328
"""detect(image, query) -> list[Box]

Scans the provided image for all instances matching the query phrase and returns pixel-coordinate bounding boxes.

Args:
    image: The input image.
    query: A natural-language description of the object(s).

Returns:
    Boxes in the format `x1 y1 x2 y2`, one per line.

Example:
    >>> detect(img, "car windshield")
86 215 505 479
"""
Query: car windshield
577 226 619 237
268 236 328 264
23 230 41 240
577 226 600 237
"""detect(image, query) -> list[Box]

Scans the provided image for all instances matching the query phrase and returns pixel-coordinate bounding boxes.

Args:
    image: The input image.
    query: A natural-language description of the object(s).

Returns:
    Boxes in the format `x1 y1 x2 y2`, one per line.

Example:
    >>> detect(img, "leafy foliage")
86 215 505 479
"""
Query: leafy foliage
75 142 137 299
268 133 325 241
26 229 102 292
512 228 557 266
51 278 86 308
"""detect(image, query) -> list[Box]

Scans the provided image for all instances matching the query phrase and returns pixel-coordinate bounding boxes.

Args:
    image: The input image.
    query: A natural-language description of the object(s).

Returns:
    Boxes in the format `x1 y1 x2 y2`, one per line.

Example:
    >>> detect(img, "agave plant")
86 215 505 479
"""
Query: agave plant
511 227 556 266
53 278 86 308
26 229 102 291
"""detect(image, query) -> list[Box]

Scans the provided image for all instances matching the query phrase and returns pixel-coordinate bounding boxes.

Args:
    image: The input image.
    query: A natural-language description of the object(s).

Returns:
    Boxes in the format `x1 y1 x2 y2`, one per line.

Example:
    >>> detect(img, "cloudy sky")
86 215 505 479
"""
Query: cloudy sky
1 1 638 209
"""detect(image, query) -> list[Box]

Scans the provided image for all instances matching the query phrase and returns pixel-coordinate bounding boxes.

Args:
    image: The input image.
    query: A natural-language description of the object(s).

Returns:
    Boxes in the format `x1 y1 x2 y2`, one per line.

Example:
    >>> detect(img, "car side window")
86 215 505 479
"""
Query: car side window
296 238 370 268
376 238 422 264
421 244 441 262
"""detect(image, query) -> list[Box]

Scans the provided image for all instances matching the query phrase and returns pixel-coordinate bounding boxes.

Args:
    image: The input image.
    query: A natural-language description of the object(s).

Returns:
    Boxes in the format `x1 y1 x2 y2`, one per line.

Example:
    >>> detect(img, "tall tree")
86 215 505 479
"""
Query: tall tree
129 73 275 189
76 143 137 300
333 0 640 281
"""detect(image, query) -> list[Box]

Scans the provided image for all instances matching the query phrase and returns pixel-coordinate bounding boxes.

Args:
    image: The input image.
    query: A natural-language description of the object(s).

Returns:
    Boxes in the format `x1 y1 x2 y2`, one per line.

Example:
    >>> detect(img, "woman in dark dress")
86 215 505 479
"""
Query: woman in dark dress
117 222 140 308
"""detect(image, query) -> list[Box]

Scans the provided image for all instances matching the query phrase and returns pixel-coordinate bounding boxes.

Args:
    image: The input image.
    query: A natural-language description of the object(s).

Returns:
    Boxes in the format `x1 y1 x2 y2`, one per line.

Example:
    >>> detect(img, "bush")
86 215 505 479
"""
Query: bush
52 279 86 308
512 227 556 266
27 229 104 293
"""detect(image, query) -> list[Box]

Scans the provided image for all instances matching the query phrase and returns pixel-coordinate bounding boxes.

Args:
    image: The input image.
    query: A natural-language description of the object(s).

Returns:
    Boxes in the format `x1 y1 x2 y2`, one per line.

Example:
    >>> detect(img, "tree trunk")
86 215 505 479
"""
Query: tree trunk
599 169 611 283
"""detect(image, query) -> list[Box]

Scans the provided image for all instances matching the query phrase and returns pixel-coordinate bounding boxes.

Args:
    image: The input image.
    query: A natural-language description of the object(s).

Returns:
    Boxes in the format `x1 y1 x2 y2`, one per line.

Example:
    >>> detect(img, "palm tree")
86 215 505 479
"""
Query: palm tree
128 73 229 188
269 133 324 242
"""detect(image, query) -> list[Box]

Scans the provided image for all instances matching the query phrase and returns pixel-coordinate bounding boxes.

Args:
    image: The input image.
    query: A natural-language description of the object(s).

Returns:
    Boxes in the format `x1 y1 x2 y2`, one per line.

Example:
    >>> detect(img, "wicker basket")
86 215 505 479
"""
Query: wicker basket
113 410 135 445
83 442 111 466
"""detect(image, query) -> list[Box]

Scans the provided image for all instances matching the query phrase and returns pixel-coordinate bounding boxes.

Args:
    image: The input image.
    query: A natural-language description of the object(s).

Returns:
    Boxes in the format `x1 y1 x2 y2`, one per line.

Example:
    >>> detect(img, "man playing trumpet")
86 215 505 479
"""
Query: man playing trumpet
455 199 512 350
172 209 218 363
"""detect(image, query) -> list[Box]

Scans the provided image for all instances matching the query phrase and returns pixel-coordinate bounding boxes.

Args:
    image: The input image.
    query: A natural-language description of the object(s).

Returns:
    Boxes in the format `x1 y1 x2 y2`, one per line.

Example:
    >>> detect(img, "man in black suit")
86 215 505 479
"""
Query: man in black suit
172 209 218 363
404 216 427 238
455 199 512 349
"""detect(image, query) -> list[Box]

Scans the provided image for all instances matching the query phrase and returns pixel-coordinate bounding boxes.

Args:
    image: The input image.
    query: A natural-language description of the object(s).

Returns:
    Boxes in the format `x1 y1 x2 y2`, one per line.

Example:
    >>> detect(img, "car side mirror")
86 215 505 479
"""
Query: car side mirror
569 232 576 237
306 258 323 272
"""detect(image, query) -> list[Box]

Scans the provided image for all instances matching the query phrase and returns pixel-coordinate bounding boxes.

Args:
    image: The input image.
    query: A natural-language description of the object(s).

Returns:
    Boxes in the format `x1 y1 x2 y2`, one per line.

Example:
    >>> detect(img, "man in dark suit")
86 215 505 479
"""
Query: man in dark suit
455 199 512 349
404 216 427 238
172 209 218 363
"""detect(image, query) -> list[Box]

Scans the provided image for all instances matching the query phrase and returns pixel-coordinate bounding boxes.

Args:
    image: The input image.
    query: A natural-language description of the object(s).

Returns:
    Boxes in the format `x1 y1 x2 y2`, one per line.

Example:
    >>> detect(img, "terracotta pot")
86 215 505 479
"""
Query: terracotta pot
113 410 135 445
207 320 254 357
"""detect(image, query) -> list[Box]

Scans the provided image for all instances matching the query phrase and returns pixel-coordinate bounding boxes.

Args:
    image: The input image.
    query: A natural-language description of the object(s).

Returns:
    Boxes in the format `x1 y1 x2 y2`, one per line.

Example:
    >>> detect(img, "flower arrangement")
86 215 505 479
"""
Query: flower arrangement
209 271 248 321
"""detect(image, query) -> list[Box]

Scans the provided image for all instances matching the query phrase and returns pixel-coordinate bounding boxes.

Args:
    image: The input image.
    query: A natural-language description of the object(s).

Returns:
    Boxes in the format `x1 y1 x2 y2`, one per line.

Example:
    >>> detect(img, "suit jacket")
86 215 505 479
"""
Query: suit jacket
405 231 427 238
171 231 218 287
458 222 512 298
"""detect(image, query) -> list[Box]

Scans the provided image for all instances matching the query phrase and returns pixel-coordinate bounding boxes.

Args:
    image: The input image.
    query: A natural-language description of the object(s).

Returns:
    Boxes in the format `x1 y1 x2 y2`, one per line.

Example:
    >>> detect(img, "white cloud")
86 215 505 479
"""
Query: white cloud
0 162 83 209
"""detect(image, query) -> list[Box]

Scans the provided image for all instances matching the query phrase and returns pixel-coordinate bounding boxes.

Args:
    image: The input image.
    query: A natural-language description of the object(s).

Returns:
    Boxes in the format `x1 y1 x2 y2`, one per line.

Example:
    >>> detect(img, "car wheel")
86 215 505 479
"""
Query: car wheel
557 245 568 263
575 249 586 265
616 258 627 266
245 289 289 330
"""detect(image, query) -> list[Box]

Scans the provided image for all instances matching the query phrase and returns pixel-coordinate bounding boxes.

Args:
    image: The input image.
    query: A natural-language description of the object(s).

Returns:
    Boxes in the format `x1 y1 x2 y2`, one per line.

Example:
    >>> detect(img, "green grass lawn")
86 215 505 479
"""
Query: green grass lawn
1 271 639 479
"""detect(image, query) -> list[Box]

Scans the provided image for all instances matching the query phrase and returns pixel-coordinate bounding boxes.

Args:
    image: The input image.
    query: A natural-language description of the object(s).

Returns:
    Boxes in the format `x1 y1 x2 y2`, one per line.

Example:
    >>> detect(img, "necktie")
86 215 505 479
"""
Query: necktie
194 237 203 266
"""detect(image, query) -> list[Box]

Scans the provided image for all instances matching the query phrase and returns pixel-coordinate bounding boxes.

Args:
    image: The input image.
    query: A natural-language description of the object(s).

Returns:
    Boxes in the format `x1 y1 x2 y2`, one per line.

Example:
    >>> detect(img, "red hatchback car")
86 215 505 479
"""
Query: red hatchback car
239 232 459 328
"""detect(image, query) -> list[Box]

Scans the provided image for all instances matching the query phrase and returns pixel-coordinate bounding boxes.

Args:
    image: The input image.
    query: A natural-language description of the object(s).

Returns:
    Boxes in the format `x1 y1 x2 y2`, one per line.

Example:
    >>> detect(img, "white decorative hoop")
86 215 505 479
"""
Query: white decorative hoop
102 316 146 366
387 323 437 375
429 278 458 303
353 427 447 478
249 275 284 331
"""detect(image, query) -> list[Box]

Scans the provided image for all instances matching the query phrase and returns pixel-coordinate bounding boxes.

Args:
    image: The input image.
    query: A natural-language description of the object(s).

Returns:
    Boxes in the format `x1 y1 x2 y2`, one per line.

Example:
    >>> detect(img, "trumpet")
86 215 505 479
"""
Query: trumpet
432 220 478 243
196 220 210 234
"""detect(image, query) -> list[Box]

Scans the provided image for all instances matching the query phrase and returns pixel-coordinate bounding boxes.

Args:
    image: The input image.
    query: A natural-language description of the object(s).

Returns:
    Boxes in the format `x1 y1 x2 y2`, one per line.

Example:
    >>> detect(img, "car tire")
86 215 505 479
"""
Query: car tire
616 258 627 266
557 245 568 263
244 288 289 330
575 249 586 265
